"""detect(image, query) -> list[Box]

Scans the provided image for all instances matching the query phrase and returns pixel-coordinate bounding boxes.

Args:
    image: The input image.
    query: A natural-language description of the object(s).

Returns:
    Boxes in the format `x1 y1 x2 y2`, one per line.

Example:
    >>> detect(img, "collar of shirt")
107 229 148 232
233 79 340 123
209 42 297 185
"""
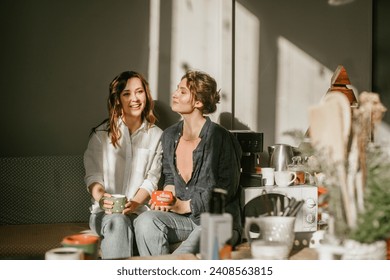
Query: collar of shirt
174 116 211 142
118 118 150 137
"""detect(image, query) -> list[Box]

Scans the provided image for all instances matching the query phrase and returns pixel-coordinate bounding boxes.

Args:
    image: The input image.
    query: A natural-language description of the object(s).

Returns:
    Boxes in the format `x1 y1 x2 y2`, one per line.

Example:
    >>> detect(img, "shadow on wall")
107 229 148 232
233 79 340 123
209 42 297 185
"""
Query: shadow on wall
219 112 251 131
154 107 252 132
219 112 270 167
154 100 181 130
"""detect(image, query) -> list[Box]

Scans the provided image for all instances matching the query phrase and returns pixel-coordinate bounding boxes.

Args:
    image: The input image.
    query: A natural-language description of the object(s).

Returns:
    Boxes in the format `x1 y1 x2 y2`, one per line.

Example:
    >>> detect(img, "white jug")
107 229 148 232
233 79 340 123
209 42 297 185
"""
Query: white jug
245 216 296 252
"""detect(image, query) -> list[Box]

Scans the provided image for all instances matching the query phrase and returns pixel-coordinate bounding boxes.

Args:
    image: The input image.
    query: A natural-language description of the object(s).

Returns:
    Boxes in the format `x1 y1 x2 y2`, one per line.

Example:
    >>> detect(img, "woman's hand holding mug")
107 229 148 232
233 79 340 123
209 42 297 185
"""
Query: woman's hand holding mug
99 193 127 214
149 190 175 211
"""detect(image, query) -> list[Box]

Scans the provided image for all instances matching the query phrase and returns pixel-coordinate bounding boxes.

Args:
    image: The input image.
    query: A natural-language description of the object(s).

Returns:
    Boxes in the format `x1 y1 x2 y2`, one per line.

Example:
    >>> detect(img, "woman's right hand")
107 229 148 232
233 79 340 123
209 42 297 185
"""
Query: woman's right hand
149 185 176 212
99 193 114 214
88 183 114 214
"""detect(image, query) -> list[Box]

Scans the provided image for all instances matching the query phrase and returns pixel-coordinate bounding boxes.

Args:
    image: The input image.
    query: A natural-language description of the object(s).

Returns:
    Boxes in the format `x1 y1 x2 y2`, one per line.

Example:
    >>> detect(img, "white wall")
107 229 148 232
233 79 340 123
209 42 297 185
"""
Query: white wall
236 0 372 149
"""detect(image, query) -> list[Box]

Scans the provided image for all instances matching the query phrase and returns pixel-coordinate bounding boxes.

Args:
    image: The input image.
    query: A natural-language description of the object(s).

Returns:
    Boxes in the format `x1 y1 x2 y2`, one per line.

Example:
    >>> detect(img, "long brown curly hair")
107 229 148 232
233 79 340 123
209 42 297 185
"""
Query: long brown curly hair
91 71 156 148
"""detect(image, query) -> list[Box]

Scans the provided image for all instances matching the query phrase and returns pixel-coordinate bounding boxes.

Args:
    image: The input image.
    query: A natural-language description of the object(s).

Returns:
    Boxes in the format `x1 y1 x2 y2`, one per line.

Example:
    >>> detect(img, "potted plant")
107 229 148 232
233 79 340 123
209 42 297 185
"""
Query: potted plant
286 91 389 259
312 92 389 259
348 144 390 257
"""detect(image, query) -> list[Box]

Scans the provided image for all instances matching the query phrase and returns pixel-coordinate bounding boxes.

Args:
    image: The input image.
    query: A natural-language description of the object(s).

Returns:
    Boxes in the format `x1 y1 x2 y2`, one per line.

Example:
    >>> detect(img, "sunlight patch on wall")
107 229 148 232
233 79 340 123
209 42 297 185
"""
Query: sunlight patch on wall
276 36 333 146
170 0 232 122
234 2 260 130
148 0 160 100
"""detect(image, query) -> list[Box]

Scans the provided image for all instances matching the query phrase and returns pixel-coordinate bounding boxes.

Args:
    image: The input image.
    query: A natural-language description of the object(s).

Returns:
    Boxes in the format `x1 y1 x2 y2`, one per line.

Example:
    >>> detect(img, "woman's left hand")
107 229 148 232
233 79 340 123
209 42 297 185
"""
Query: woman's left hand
149 199 172 212
149 197 190 214
123 200 141 215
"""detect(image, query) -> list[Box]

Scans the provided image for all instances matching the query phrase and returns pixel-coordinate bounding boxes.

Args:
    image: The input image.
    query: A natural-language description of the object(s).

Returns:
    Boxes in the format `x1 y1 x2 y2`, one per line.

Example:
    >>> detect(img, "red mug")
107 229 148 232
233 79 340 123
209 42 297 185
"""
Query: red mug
62 234 100 260
151 190 174 206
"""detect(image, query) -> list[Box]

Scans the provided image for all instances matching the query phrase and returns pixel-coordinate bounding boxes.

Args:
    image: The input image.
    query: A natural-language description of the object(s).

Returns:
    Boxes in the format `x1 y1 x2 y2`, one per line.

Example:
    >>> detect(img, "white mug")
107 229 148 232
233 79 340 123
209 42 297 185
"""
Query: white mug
261 168 275 186
45 247 84 260
274 171 297 186
245 216 296 258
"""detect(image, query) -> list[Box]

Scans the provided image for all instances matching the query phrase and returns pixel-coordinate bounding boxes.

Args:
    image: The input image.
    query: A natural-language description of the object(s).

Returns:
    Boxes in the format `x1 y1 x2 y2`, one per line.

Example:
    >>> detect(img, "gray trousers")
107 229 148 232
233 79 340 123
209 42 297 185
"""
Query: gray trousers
134 210 200 256
89 212 138 259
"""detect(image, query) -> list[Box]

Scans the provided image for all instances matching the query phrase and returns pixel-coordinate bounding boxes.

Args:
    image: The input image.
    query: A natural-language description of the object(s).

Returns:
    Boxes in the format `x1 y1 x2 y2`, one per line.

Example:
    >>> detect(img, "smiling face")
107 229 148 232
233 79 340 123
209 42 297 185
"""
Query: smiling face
119 77 146 121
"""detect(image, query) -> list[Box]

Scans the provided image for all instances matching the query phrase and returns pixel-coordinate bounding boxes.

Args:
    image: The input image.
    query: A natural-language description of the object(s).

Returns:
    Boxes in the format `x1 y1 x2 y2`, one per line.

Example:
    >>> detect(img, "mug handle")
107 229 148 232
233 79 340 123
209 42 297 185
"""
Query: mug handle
304 171 312 184
99 196 111 211
244 217 260 244
99 196 118 211
288 172 297 185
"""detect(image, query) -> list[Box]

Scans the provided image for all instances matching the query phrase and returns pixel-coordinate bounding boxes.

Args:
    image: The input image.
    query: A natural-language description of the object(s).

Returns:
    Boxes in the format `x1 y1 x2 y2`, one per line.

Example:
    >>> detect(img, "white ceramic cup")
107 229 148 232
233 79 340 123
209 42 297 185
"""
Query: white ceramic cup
45 247 84 260
274 171 297 186
261 168 275 186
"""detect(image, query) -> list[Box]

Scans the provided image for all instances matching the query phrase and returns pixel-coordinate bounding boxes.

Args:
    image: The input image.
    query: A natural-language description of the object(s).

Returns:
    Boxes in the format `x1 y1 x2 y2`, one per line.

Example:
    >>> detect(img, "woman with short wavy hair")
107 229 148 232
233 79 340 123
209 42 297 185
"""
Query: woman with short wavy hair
135 70 242 256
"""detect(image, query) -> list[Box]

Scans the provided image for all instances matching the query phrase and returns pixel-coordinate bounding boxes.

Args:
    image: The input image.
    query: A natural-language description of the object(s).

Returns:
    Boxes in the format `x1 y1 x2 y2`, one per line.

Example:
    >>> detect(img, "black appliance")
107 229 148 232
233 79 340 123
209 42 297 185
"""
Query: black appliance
230 130 264 187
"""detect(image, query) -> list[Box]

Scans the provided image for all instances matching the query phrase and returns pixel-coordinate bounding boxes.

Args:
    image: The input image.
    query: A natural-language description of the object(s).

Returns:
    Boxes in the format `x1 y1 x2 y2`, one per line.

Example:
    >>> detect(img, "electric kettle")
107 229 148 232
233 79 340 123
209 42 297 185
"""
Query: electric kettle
268 144 299 171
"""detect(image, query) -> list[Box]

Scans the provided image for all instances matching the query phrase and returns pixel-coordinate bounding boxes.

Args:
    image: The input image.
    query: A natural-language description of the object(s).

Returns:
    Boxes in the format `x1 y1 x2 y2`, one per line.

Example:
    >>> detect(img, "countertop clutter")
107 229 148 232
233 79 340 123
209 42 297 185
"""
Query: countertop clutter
307 66 389 259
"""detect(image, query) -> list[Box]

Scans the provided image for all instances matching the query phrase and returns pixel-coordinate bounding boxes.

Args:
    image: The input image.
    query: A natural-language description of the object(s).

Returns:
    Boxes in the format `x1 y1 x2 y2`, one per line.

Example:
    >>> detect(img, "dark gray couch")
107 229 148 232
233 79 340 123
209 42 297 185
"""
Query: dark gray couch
0 155 91 259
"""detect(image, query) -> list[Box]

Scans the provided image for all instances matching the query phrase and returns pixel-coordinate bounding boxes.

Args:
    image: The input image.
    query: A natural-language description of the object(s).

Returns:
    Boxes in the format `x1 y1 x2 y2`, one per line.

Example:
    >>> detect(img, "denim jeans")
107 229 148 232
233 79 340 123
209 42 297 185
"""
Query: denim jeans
134 210 199 256
89 212 138 259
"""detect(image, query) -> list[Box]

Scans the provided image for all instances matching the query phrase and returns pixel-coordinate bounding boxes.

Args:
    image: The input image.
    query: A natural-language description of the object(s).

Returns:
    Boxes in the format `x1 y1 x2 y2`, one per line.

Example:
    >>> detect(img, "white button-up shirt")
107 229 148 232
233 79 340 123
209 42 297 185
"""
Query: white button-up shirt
84 119 163 214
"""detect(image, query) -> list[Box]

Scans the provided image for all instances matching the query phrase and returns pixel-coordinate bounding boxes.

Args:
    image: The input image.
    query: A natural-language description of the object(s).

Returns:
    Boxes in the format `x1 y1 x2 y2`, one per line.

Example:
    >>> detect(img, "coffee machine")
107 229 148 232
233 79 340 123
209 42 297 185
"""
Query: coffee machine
231 131 318 250
230 130 264 187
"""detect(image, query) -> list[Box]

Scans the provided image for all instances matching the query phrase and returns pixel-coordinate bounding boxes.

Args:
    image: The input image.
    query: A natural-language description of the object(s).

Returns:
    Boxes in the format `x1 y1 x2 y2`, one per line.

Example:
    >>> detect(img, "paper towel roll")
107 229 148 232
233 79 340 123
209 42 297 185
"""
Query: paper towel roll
45 247 84 260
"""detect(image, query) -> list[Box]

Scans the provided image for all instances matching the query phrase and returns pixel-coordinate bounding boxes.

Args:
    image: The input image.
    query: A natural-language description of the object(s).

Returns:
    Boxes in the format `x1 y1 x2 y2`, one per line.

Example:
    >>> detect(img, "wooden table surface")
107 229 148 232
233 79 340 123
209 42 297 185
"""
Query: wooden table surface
129 253 199 260
128 244 318 260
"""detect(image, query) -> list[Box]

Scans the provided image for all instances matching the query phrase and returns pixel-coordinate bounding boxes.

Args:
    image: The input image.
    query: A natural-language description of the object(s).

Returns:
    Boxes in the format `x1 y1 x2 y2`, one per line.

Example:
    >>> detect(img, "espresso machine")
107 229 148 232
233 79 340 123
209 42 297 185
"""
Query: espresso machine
231 130 318 247
230 130 264 187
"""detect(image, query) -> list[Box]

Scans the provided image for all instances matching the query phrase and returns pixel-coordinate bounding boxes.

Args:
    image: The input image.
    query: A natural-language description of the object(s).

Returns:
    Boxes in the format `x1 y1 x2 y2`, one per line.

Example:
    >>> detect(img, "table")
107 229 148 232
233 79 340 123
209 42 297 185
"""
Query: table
127 244 318 260
129 253 199 260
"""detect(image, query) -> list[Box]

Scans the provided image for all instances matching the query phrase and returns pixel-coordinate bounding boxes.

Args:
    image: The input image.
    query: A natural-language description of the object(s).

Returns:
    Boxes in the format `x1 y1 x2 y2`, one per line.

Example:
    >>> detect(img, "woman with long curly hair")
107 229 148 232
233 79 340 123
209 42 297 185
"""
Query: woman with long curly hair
84 70 163 259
